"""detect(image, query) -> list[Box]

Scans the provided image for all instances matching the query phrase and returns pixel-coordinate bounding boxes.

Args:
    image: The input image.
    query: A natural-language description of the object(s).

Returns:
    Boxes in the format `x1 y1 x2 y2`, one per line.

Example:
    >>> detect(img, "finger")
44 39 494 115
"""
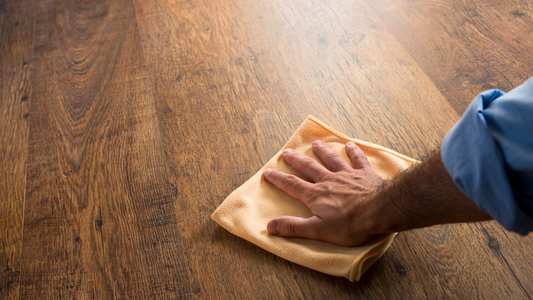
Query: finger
264 168 314 200
282 148 328 183
346 142 371 169
267 216 322 239
312 140 350 172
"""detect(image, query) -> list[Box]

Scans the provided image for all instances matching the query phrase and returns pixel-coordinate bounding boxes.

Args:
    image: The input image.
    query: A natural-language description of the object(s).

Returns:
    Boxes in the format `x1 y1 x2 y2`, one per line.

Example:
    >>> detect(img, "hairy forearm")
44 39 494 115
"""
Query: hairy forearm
369 149 493 233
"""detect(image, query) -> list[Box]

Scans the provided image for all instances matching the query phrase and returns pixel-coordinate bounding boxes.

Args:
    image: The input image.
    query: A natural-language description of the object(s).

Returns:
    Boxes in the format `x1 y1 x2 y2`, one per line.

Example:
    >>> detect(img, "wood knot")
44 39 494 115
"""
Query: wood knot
394 263 406 276
487 237 500 252
95 219 103 230
512 10 525 18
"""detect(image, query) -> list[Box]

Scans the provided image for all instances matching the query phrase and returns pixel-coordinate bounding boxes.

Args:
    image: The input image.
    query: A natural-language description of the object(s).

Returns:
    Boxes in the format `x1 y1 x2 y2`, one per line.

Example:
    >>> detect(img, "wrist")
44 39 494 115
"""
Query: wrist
360 180 397 235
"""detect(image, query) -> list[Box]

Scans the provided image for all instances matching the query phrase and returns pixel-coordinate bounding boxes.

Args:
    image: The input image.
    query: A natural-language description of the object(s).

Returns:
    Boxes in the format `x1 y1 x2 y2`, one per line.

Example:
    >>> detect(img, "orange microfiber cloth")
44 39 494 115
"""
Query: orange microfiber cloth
212 116 418 281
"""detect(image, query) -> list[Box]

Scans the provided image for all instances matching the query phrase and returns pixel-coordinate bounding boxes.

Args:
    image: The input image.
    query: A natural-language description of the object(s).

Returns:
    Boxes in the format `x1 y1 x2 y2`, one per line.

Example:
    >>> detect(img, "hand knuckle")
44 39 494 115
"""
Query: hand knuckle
286 219 296 236
322 185 334 195
326 152 339 161
322 173 337 182
283 175 298 189
303 187 321 201
300 157 315 169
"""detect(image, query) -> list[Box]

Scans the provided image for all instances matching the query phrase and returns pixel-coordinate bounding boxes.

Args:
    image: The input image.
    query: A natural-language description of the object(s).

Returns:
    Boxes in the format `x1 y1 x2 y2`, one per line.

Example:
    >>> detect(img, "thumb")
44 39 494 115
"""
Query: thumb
267 216 321 239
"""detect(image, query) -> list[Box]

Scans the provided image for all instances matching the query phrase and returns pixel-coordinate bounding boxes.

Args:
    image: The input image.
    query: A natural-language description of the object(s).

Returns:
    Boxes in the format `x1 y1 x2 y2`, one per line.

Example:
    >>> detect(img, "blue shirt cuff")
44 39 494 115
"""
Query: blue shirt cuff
441 89 533 235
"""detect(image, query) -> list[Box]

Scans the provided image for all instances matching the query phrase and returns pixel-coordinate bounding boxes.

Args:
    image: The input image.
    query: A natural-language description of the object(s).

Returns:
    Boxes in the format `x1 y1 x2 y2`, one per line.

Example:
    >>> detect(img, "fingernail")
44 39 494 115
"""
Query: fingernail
283 149 292 155
313 140 322 146
347 142 355 147
268 220 280 235
264 168 272 176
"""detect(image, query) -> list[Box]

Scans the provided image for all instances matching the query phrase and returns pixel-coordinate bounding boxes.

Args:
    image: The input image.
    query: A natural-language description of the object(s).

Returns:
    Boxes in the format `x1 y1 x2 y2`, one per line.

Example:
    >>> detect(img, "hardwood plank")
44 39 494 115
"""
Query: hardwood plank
19 0 192 298
366 0 533 114
0 2 34 299
133 0 528 299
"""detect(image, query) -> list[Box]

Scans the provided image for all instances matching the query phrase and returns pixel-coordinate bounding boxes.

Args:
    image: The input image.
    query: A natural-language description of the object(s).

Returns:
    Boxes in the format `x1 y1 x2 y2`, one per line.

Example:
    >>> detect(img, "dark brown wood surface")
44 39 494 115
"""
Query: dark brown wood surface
0 1 34 299
1 0 532 298
11 0 192 298
367 0 533 114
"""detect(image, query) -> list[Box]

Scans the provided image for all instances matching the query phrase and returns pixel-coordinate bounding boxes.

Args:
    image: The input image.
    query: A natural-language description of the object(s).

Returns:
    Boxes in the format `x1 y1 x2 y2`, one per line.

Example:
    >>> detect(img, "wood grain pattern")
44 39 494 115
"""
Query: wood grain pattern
19 0 192 298
366 0 533 114
0 1 34 299
246 0 458 159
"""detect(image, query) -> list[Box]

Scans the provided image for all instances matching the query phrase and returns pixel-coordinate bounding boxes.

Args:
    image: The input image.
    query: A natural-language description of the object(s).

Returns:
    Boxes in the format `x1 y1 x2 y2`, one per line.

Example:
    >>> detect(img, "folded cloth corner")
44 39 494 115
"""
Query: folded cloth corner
211 115 418 281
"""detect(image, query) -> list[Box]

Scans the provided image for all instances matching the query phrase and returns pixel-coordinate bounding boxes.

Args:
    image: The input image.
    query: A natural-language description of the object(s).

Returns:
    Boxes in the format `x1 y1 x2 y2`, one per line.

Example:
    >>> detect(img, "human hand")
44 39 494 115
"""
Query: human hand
263 140 387 246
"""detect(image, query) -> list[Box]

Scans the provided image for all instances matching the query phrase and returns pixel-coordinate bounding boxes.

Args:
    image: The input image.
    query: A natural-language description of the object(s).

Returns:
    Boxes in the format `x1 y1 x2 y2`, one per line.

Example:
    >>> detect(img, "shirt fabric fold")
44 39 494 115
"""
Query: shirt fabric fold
442 77 533 235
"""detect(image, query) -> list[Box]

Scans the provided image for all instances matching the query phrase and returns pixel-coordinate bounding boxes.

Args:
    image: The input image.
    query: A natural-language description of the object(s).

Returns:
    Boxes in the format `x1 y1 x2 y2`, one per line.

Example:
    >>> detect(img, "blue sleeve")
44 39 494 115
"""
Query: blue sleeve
441 77 533 235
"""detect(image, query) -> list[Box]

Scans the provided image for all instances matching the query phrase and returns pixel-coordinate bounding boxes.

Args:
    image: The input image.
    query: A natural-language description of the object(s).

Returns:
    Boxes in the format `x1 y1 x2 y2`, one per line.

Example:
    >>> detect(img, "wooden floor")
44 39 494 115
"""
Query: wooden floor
1 0 533 298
